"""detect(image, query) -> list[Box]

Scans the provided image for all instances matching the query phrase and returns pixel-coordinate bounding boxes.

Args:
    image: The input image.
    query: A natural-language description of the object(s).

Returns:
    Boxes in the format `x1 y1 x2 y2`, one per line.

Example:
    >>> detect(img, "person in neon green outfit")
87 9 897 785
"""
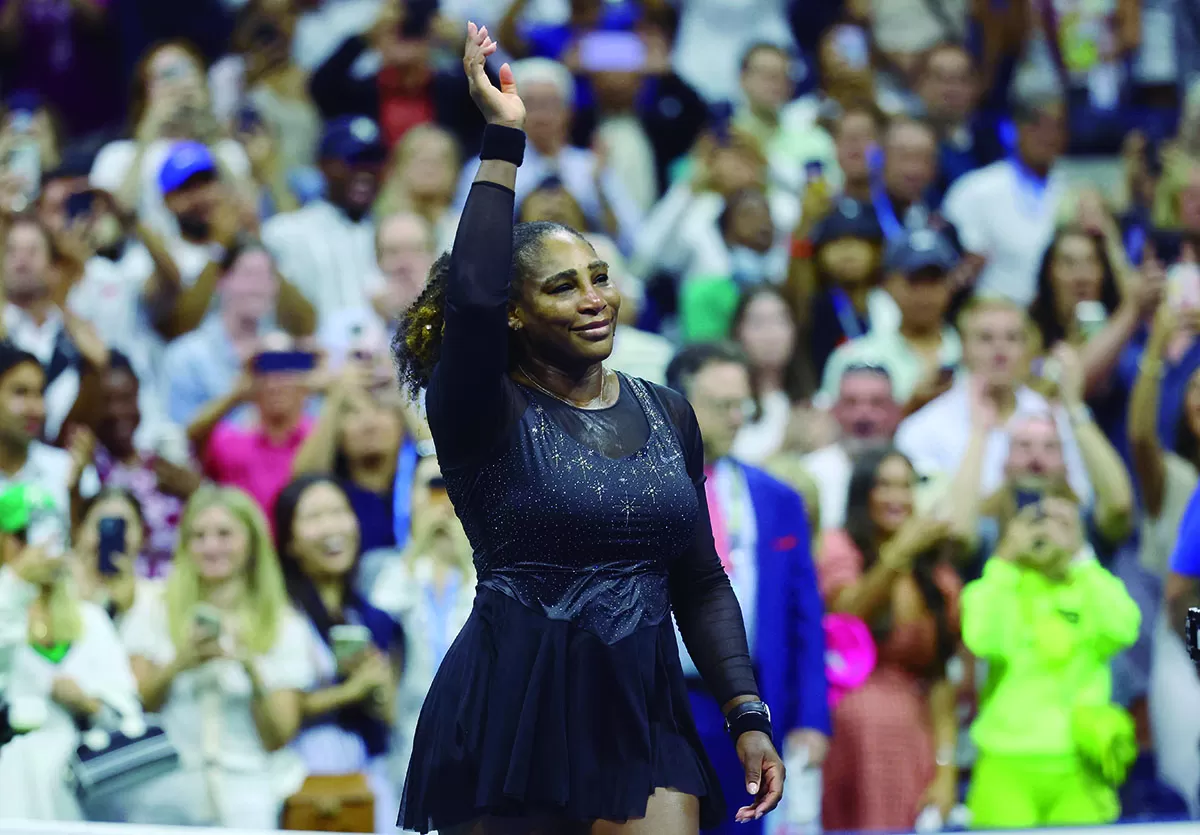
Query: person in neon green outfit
962 498 1141 828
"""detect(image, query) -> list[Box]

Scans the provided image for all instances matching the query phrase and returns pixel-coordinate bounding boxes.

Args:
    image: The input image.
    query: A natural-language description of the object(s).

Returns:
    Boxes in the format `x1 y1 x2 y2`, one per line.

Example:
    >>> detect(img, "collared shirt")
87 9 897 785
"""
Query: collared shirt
453 144 644 253
202 416 315 519
162 316 248 427
262 200 378 321
819 324 964 405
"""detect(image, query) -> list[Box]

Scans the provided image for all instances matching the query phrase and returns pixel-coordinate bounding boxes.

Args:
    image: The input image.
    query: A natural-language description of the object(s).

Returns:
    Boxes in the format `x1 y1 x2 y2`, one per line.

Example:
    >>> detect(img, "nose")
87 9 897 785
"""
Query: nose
579 283 607 313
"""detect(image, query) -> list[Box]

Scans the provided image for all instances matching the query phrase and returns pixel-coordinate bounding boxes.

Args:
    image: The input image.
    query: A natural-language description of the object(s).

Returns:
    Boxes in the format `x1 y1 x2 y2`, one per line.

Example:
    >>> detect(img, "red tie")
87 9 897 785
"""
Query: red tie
704 466 733 574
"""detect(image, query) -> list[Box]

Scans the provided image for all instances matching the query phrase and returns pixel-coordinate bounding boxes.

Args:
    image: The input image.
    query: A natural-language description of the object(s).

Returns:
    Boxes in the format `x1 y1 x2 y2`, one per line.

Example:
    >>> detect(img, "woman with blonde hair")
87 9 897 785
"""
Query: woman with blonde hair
119 485 313 828
0 484 140 821
376 123 462 251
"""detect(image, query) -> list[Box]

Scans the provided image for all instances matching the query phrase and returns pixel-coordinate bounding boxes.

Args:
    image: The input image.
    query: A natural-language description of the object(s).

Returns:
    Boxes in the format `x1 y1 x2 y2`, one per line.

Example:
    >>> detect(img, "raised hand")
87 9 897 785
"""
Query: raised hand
463 22 525 129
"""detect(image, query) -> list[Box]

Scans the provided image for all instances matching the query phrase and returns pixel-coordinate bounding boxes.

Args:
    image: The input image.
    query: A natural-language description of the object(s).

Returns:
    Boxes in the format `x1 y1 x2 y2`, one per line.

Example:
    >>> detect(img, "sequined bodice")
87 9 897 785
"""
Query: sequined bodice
443 375 699 643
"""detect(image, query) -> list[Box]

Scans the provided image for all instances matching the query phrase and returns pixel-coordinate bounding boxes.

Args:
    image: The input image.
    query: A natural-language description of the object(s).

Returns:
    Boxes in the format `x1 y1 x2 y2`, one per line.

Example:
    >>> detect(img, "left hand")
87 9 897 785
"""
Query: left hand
917 767 958 820
151 457 203 499
734 730 785 822
1048 342 1084 407
784 728 829 767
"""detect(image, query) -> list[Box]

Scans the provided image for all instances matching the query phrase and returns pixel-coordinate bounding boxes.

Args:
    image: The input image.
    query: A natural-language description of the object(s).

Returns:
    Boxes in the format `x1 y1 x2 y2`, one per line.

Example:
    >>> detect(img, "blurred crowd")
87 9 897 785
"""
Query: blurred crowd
1 0 1200 833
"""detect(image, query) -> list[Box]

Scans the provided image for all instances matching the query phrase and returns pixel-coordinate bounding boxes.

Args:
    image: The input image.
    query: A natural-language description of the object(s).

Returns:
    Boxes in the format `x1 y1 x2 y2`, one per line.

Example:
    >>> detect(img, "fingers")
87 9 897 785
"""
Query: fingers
754 760 785 815
744 751 762 797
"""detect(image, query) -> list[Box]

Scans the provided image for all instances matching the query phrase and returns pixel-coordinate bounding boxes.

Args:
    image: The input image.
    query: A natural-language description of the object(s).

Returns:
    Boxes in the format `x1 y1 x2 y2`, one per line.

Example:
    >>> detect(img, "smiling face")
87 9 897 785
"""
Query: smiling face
510 230 621 369
1048 232 1104 324
0 361 45 446
868 454 915 537
289 481 360 581
186 503 251 583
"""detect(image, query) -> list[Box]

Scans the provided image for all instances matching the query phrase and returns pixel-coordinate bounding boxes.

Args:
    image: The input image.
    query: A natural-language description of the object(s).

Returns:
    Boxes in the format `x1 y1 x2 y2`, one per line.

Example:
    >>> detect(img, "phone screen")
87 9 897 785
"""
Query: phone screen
252 351 316 374
578 31 647 73
97 517 127 576
193 604 223 640
331 624 372 666
65 190 96 223
1014 488 1044 513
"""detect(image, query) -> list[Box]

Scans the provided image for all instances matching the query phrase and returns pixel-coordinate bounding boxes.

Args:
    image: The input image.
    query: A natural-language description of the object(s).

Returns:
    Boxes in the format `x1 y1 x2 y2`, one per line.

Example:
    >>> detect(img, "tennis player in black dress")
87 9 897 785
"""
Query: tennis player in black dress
391 24 785 835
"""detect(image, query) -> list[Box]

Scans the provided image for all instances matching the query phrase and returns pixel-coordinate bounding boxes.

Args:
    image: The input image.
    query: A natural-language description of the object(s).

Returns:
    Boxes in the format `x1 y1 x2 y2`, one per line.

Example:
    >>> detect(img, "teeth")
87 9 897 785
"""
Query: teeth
322 535 347 554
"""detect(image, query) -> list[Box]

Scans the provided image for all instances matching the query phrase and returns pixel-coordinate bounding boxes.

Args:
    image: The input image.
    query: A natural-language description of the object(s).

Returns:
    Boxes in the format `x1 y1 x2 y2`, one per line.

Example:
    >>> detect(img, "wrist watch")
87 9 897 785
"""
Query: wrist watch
725 699 772 738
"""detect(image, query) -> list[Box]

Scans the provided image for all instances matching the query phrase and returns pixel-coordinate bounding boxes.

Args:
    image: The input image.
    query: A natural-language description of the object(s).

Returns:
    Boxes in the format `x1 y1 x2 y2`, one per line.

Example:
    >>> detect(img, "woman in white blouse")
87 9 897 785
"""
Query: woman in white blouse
0 484 140 822
119 485 311 829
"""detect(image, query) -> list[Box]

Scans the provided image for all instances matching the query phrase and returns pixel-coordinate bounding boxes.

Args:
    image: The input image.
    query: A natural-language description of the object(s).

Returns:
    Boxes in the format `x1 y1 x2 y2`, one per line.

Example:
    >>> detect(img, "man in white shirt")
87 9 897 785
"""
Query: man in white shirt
803 364 901 530
452 58 643 252
895 297 1093 504
263 116 385 321
941 94 1067 306
2 218 109 442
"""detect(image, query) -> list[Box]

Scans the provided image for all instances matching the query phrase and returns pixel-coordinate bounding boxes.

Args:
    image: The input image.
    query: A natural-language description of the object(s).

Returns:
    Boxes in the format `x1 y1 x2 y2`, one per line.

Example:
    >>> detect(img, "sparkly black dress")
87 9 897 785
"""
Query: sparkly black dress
398 181 760 833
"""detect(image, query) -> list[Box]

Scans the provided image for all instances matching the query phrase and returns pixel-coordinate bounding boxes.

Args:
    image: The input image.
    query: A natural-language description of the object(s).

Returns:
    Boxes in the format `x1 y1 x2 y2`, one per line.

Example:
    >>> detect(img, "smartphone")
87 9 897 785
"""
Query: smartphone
1168 263 1200 310
1075 300 1107 341
235 104 263 135
97 517 127 577
804 160 825 183
331 624 372 666
252 350 317 374
4 140 40 201
65 190 96 223
1031 356 1061 384
578 31 647 73
193 603 223 641
1014 487 1044 513
832 25 870 69
937 364 956 385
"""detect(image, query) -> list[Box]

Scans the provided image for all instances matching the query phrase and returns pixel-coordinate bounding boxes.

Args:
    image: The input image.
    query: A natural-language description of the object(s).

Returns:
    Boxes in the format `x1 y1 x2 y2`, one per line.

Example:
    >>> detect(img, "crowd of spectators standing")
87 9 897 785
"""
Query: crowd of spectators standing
2 0 1200 832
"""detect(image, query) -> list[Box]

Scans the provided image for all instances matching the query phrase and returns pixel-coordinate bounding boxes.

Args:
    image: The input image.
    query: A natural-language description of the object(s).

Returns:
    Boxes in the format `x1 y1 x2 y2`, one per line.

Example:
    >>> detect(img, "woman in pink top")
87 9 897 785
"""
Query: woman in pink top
187 333 314 520
818 447 964 832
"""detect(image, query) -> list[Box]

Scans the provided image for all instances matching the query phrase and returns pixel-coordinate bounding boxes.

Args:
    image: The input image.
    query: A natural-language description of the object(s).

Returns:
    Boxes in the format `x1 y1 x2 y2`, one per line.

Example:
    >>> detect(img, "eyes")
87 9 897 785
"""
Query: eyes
549 274 610 295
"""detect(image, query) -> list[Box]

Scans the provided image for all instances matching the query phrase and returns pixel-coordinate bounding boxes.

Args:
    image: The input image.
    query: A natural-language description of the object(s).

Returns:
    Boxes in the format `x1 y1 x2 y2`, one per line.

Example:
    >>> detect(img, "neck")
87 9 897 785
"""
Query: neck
0 437 29 477
222 309 258 342
755 367 784 396
314 576 344 619
1017 151 1050 179
843 283 871 312
346 452 396 493
986 382 1018 422
844 177 871 203
9 293 54 325
201 575 246 611
520 355 606 405
898 318 942 345
259 411 301 444
749 103 779 127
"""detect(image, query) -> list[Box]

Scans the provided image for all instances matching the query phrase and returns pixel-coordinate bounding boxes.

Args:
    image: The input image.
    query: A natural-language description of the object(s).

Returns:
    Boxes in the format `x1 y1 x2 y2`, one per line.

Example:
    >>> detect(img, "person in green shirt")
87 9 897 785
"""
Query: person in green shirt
962 497 1140 827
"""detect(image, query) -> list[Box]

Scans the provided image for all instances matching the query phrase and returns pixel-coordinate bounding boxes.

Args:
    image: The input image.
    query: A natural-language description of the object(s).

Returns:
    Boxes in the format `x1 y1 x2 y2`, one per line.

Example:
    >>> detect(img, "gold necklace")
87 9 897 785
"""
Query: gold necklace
518 365 615 409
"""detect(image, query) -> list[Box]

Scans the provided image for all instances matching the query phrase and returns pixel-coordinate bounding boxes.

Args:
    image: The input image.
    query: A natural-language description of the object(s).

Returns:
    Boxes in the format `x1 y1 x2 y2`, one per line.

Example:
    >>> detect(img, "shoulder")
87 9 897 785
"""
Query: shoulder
741 461 802 503
643 380 693 424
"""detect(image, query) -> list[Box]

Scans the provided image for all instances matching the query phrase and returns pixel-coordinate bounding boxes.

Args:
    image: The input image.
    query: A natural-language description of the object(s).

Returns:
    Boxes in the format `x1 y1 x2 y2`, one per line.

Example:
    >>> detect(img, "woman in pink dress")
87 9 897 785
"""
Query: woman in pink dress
818 447 963 831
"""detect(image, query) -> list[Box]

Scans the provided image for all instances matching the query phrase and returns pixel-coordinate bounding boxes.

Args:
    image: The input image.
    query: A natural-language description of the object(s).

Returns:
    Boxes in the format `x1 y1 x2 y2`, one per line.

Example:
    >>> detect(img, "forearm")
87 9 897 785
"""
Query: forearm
829 561 901 621
159 262 221 339
186 389 243 451
928 678 957 771
1081 303 1140 397
291 392 344 475
1074 561 1141 654
1072 413 1134 541
249 682 300 751
496 0 531 59
301 682 361 722
66 316 110 370
135 659 182 713
136 225 185 324
115 144 151 214
961 560 1023 659
276 277 316 337
945 427 987 546
1129 338 1167 515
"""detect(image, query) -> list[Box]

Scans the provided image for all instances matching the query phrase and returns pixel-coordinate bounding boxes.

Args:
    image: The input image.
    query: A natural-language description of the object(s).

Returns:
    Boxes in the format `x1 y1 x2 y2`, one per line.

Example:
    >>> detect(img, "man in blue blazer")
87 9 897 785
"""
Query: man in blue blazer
668 342 831 833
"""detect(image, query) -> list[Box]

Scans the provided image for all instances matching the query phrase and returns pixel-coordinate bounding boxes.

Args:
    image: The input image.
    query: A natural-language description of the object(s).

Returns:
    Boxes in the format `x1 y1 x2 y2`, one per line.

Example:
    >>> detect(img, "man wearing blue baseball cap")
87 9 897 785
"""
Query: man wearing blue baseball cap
262 116 387 319
819 228 964 414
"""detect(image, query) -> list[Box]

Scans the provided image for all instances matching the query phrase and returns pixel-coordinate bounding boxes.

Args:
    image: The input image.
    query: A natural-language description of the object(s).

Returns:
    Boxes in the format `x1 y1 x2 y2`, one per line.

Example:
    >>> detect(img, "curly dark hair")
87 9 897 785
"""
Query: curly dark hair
391 220 591 399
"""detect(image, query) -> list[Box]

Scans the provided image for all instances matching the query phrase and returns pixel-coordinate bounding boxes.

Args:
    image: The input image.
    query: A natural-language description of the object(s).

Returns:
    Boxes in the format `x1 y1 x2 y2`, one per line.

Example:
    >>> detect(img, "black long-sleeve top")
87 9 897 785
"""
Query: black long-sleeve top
426 178 759 706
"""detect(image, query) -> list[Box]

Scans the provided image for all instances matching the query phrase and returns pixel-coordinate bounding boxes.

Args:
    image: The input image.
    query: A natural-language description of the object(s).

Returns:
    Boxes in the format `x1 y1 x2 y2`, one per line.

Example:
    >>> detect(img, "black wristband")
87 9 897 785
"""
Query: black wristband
725 700 773 741
479 124 526 166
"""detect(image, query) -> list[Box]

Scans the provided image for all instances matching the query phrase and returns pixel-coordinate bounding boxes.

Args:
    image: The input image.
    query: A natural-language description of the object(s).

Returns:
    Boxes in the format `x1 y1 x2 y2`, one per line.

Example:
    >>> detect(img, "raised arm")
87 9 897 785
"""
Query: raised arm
1128 305 1172 517
424 24 526 468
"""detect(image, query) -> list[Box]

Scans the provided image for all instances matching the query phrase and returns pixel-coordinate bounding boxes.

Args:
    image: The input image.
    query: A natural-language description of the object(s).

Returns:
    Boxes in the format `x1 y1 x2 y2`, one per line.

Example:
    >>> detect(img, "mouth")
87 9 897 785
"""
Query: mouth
572 319 613 340
321 534 349 557
23 419 41 437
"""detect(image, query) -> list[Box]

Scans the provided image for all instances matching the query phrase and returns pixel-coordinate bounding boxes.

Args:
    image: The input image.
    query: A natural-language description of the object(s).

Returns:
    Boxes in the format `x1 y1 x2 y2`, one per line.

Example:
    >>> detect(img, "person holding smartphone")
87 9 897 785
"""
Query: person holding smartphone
69 489 147 623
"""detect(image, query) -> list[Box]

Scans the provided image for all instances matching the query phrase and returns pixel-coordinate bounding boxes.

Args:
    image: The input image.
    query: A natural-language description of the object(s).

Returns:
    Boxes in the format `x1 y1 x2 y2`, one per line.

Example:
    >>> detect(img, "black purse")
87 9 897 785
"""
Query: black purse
66 704 180 803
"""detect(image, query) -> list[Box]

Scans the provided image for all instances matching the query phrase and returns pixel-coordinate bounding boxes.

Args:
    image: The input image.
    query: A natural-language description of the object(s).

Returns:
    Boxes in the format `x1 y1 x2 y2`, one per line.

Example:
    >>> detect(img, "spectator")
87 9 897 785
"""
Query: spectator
375 123 461 250
89 40 253 237
367 455 473 776
962 498 1140 827
867 1 969 84
162 238 284 427
2 215 110 441
188 334 316 519
262 116 385 320
292 363 409 553
0 341 97 525
666 342 830 835
119 485 309 828
800 364 901 531
818 447 964 831
943 94 1068 306
69 488 147 620
0 483 138 822
872 117 940 243
820 229 963 415
275 474 401 835
729 285 808 464
308 0 483 150
88 353 195 576
453 57 643 251
0 93 64 211
913 42 997 197
671 0 795 104
896 297 1093 504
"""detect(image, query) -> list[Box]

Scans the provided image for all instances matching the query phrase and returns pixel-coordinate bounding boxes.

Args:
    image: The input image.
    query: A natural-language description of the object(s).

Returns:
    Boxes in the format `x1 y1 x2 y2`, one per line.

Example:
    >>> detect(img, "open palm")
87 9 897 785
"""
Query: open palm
463 21 525 129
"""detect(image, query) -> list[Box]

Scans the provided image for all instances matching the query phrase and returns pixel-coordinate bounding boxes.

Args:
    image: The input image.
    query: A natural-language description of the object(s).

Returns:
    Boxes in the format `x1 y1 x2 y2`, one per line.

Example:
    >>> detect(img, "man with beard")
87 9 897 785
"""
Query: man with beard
802 364 901 531
158 141 315 339
263 116 386 321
